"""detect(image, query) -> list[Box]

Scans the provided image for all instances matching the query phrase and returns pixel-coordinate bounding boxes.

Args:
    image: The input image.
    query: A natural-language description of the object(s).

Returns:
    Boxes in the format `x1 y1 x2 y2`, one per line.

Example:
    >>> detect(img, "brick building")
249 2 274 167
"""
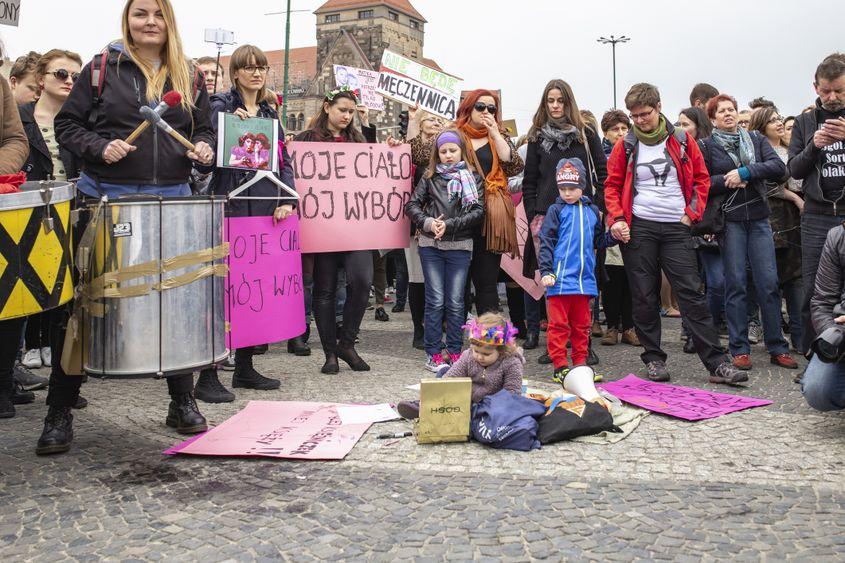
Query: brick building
219 0 446 139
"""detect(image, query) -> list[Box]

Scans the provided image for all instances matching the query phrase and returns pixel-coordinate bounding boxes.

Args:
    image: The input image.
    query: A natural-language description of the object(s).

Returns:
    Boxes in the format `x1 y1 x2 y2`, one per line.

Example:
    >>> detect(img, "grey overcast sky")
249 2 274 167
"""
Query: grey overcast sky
2 0 839 133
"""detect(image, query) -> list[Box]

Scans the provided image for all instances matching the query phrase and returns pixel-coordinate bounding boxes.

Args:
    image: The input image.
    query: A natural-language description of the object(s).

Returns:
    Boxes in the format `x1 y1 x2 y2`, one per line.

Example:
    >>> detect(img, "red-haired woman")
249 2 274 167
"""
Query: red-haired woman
454 90 523 314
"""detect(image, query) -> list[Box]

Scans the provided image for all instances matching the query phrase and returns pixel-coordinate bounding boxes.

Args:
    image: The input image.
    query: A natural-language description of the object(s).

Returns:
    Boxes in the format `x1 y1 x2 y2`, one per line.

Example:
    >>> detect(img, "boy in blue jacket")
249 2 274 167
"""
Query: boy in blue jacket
539 158 617 382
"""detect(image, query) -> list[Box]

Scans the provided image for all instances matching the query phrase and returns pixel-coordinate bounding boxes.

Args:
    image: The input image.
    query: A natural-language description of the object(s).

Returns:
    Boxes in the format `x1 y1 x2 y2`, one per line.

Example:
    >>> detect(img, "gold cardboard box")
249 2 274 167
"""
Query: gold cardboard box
415 378 472 444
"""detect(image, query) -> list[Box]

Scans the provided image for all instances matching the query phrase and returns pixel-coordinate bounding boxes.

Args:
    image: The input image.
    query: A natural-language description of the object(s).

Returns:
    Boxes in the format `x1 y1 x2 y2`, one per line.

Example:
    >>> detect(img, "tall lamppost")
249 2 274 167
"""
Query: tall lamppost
597 35 630 109
265 4 312 118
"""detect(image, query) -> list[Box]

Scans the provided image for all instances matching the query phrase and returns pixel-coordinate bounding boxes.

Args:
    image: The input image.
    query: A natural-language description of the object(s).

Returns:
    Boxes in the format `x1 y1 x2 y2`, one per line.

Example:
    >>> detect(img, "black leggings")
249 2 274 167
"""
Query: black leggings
470 236 502 315
25 311 50 349
408 282 425 335
602 265 634 331
313 250 373 354
0 317 26 397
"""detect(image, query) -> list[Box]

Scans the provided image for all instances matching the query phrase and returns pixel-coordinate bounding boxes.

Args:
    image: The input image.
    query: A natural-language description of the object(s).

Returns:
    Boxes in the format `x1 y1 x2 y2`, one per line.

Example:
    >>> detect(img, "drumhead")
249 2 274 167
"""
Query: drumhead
0 181 74 212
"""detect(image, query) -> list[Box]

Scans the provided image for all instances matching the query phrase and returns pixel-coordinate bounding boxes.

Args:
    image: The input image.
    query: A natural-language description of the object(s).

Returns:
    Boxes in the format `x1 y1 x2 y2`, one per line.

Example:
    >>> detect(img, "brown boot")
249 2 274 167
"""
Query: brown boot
621 328 641 346
600 328 619 346
591 321 604 337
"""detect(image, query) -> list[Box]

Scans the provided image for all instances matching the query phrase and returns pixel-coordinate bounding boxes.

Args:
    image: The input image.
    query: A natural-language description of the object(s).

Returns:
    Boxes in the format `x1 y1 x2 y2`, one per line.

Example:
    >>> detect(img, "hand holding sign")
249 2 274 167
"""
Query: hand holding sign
273 204 295 226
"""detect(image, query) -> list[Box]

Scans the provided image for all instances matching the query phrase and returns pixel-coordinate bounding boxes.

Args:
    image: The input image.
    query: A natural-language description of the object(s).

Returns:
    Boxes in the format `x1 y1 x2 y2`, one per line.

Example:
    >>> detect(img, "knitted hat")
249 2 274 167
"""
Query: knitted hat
555 157 587 190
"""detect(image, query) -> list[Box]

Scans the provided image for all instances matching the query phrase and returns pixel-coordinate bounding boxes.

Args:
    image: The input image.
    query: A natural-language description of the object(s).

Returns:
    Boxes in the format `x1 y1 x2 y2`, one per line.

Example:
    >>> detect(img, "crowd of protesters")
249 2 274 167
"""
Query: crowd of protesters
1 0 845 458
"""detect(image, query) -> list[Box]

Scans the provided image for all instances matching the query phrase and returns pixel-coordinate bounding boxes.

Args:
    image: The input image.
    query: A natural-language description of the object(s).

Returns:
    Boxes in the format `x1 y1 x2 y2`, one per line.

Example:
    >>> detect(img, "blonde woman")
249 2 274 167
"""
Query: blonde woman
40 0 215 456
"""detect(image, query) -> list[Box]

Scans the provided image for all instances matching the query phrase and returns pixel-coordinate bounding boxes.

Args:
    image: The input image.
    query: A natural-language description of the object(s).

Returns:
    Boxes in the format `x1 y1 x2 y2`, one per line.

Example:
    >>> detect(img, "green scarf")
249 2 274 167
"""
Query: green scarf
633 114 669 146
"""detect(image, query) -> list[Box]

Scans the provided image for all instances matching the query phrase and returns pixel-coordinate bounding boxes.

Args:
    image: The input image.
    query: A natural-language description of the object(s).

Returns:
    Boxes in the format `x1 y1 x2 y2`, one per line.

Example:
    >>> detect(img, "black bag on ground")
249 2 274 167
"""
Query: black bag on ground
537 397 616 444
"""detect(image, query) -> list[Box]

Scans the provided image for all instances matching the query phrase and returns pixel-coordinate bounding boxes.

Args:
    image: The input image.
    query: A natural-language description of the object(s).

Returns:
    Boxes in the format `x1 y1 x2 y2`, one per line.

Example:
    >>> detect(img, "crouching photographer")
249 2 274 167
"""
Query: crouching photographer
803 223 845 411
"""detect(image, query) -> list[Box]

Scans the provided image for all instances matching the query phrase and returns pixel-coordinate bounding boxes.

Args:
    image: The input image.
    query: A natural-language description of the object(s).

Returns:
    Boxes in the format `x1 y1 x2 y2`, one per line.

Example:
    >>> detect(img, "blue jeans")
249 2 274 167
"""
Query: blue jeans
419 246 472 356
389 250 409 307
699 250 725 324
802 356 845 411
721 219 789 356
77 173 190 197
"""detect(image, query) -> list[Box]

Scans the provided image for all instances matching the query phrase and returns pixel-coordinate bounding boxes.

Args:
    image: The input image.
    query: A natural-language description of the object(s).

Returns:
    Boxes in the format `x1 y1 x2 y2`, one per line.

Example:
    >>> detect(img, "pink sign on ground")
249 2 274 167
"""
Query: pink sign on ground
598 374 773 421
501 201 546 300
225 215 306 349
164 401 371 460
288 141 414 253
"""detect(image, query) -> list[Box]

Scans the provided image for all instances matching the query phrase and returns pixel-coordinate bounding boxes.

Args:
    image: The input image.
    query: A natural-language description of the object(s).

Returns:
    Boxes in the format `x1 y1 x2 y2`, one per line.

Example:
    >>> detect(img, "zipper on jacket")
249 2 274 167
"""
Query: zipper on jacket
577 202 585 294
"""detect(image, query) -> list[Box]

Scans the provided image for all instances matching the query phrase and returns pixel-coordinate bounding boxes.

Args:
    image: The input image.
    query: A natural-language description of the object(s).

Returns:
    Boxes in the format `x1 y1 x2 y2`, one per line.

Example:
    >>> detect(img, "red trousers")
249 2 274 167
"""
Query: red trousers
547 294 592 369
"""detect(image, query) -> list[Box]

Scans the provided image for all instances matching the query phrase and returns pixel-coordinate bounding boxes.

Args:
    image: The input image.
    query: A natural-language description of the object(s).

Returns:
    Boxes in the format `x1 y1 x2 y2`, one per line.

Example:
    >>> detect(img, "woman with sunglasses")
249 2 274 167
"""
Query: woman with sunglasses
455 90 524 315
18 49 83 377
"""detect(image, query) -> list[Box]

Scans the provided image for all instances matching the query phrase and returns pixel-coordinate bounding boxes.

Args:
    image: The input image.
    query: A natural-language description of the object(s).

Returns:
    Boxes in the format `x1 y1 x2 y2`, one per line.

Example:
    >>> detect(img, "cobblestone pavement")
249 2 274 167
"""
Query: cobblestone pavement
2 311 845 561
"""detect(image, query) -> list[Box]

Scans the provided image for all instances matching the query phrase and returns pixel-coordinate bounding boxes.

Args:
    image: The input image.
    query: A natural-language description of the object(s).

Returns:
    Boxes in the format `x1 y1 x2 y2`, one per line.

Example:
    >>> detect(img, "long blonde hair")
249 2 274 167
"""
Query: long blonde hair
121 0 193 111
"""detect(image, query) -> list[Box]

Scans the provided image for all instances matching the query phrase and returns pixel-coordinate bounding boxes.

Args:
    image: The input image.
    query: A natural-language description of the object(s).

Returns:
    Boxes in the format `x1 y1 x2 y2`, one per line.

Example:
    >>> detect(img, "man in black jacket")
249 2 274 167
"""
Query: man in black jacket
790 53 845 355
803 223 845 411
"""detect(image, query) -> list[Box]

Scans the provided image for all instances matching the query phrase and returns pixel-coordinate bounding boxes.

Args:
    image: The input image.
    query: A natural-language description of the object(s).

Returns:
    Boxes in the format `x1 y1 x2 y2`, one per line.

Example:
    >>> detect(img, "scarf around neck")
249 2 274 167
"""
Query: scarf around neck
537 121 580 154
711 127 756 168
633 114 669 146
460 123 507 194
436 161 479 211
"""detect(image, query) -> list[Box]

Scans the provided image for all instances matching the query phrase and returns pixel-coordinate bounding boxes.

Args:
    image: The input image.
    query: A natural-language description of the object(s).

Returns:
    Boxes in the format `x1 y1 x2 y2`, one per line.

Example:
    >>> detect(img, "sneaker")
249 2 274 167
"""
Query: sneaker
220 353 236 371
537 352 553 365
375 307 390 322
748 324 762 345
22 348 42 369
425 353 448 373
448 353 461 365
14 362 48 391
391 303 405 313
710 362 749 385
11 381 35 404
552 366 570 384
397 400 420 420
732 354 752 370
40 347 51 367
645 360 670 382
770 353 798 369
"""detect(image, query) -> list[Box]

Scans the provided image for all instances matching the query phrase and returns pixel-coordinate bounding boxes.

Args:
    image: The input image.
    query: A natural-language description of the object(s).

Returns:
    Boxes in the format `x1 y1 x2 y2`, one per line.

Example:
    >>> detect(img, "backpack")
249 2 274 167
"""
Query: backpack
470 390 546 451
87 49 204 128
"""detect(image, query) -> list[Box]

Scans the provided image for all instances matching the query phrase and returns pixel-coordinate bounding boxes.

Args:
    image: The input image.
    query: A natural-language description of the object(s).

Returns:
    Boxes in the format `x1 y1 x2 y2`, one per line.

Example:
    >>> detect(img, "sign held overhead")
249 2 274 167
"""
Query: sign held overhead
377 50 461 121
0 0 21 27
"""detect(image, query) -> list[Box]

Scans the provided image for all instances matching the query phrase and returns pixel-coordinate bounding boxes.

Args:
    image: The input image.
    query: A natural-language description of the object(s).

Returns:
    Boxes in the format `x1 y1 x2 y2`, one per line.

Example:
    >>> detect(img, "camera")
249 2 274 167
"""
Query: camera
812 325 845 363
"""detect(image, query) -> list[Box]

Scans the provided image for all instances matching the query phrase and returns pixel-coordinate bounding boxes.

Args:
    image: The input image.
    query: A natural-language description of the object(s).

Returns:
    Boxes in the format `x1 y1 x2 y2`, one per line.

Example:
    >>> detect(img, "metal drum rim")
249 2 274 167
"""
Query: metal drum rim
0 181 75 212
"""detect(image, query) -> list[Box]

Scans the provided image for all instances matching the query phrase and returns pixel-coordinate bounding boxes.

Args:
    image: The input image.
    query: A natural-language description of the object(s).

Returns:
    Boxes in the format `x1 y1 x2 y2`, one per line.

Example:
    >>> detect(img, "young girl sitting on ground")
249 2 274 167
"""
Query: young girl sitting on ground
405 129 485 372
397 312 525 419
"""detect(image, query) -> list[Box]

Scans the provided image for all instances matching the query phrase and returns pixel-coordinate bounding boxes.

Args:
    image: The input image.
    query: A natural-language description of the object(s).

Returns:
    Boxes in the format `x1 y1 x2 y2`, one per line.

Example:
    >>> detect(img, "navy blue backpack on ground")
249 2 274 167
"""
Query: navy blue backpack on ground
470 390 546 451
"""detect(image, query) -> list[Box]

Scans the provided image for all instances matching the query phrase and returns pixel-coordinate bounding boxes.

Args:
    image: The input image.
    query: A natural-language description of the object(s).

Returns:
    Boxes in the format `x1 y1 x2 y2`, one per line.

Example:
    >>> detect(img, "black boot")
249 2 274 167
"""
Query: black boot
0 391 13 418
195 369 235 403
35 406 73 455
165 393 208 434
232 352 280 390
252 344 269 355
586 344 600 366
337 345 371 371
321 353 339 374
523 332 540 350
287 335 311 356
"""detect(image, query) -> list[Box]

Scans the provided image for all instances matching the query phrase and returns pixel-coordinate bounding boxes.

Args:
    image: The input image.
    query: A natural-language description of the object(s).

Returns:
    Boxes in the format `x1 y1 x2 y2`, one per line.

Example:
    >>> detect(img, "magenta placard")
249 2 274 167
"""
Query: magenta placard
225 215 306 349
288 141 414 253
598 374 773 421
164 401 371 460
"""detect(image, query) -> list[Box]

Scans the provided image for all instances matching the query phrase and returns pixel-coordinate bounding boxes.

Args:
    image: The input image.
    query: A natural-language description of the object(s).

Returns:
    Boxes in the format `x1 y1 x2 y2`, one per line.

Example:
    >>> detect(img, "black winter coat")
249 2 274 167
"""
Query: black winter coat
209 88 296 217
54 44 215 186
701 130 786 222
405 171 485 243
19 102 80 182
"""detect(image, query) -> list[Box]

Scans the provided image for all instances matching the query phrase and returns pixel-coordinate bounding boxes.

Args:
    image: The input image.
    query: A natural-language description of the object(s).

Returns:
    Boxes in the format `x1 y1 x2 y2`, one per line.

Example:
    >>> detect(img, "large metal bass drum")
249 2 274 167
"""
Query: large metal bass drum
0 181 74 320
82 195 228 376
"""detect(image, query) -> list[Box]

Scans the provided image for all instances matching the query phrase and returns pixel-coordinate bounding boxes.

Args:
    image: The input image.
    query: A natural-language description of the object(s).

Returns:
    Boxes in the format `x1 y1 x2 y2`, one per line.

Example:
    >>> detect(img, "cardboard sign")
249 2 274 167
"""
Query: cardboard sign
225 215 305 348
0 0 20 27
501 201 545 300
598 375 773 421
415 378 472 444
378 50 461 121
288 141 413 253
333 65 384 111
217 114 279 172
164 401 371 460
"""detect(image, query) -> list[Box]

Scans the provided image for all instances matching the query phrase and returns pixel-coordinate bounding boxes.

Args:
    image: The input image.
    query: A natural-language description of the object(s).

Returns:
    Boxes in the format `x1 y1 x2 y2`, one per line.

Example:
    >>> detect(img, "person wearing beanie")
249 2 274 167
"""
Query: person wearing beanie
538 158 617 383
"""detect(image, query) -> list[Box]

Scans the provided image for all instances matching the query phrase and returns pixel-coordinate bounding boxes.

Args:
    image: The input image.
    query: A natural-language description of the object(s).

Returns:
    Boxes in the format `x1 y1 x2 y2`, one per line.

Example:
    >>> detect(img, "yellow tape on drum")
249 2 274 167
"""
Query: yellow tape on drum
0 181 74 320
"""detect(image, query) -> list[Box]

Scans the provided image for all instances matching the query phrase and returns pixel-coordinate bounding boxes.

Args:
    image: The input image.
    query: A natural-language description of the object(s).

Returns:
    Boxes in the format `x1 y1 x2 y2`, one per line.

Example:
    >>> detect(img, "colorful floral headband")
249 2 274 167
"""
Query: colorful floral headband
326 85 360 102
463 318 518 347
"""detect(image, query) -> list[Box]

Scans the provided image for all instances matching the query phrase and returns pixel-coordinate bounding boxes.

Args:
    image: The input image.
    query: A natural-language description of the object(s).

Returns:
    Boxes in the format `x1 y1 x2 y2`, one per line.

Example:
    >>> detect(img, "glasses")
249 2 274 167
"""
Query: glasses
241 65 270 74
473 102 497 114
630 108 655 122
50 69 80 83
768 115 784 125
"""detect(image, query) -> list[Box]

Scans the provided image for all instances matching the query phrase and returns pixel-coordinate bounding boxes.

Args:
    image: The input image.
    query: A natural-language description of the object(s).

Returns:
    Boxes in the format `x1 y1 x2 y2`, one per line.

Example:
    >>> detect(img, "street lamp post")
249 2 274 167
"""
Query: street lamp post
597 35 630 109
265 4 312 119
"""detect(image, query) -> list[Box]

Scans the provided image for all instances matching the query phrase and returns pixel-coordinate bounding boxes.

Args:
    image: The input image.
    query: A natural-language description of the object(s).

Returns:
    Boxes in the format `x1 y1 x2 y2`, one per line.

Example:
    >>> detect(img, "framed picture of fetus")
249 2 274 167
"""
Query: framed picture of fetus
216 113 279 172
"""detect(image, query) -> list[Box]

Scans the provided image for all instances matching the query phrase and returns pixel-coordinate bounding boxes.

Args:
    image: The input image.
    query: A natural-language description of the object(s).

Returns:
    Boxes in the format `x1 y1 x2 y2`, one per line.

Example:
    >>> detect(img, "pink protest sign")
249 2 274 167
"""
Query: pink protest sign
501 201 545 300
288 141 413 253
225 215 306 349
164 401 371 460
598 374 772 421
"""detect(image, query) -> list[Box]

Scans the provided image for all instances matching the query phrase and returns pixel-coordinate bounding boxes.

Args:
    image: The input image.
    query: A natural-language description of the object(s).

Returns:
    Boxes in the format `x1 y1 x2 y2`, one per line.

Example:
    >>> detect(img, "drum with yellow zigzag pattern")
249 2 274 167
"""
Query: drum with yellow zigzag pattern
0 181 74 320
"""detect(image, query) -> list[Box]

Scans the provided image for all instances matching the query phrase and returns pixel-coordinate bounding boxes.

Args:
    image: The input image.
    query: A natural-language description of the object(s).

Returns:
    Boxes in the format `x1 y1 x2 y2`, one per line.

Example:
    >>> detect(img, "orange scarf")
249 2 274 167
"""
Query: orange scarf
460 124 519 257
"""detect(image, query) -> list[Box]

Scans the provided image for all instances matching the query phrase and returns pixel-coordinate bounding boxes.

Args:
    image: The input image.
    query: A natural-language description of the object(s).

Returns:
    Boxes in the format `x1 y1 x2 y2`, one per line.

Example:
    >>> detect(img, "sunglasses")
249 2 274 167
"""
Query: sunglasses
473 102 497 114
51 69 80 83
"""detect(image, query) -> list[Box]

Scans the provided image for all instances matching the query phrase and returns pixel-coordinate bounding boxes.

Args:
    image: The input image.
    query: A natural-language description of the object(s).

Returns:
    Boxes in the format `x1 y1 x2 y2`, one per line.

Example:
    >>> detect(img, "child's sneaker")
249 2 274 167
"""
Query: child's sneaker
397 400 420 420
552 366 570 384
448 353 461 365
425 353 448 373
